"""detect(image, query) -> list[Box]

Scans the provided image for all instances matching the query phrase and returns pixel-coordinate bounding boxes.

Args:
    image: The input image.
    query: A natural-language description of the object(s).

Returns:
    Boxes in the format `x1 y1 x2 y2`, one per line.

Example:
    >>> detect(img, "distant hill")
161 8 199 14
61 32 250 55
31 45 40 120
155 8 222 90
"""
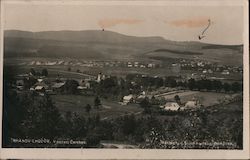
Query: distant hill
4 30 243 65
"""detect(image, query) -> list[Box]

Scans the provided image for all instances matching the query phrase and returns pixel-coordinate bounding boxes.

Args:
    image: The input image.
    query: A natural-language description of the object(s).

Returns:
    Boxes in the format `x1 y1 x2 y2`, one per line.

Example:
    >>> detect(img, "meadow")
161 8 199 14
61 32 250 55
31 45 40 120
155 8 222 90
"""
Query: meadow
51 94 143 120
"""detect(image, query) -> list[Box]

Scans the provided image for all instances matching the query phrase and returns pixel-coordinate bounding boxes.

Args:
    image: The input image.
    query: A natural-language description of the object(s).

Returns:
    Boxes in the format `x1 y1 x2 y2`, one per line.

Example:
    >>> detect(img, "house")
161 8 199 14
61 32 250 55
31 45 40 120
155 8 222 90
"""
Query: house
77 86 87 90
135 95 146 103
16 79 24 86
128 64 133 68
185 100 201 109
37 78 43 82
134 62 139 67
140 64 146 68
148 63 155 68
35 86 45 92
52 82 65 92
97 72 105 82
33 81 49 90
160 102 180 111
79 79 91 89
202 70 207 74
16 86 24 91
221 70 230 75
123 94 134 105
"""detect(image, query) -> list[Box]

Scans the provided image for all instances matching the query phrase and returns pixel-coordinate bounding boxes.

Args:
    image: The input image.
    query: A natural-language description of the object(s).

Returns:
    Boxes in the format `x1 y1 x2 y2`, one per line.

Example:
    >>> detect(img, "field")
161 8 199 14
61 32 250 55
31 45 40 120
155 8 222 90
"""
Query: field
51 95 143 120
156 90 236 107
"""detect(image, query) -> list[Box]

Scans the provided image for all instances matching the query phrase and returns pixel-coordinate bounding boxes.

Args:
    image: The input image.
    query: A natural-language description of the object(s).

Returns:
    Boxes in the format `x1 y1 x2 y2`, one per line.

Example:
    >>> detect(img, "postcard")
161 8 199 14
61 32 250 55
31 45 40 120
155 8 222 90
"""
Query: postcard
0 0 249 159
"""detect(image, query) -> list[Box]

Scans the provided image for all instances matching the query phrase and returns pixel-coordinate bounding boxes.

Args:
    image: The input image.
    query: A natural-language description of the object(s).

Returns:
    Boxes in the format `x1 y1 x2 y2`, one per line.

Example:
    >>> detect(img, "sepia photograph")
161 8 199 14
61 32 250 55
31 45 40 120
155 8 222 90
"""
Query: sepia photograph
0 0 249 159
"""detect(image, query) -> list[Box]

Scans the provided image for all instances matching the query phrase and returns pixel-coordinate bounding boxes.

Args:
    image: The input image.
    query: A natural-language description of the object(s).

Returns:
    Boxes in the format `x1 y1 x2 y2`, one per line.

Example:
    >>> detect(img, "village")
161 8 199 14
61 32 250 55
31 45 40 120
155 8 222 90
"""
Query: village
12 64 242 115
13 58 243 76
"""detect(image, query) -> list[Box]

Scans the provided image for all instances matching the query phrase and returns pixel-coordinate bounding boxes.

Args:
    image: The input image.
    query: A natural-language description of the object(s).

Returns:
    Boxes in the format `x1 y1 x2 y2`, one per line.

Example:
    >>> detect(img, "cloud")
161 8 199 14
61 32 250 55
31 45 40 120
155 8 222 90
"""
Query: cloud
98 18 143 29
168 17 211 28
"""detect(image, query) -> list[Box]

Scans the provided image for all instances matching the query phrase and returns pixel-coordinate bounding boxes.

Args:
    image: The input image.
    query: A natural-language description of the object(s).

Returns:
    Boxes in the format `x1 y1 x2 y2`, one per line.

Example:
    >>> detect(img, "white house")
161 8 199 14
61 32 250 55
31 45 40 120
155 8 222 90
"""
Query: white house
35 86 45 92
33 81 49 90
161 102 180 111
97 72 106 83
123 94 134 104
221 70 230 75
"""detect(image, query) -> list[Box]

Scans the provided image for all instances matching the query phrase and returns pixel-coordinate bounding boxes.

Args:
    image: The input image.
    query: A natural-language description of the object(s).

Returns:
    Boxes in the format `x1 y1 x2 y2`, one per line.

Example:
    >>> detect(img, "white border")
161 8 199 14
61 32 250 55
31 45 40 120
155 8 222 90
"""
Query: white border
0 0 249 159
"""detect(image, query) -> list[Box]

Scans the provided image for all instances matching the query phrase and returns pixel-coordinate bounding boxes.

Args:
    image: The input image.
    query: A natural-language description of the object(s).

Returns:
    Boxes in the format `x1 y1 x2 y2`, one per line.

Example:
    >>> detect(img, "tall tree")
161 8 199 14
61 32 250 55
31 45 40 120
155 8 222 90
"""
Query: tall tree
94 96 101 109
223 82 231 92
174 95 181 104
188 78 196 90
140 97 151 114
64 79 79 94
85 104 92 113
41 68 48 77
30 68 36 76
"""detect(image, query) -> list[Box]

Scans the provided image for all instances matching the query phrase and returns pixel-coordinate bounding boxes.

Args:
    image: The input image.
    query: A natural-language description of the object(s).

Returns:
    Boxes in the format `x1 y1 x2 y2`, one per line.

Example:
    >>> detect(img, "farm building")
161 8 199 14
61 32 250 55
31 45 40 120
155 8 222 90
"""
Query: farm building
123 94 134 105
33 81 49 90
35 86 45 92
160 102 180 111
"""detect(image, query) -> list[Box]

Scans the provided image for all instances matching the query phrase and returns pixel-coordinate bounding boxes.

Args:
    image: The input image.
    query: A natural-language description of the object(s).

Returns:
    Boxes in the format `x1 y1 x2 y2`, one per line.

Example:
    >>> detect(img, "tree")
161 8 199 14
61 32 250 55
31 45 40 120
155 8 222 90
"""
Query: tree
223 82 231 92
85 104 91 113
165 77 177 88
23 94 64 140
71 114 87 138
2 88 26 146
121 114 136 135
174 95 181 105
30 68 36 76
154 77 164 88
150 95 159 105
188 78 196 90
64 79 79 94
98 77 119 96
204 79 212 91
94 96 101 108
140 97 151 114
212 80 223 92
63 111 73 137
41 68 48 77
86 134 101 147
231 82 242 93
24 76 37 89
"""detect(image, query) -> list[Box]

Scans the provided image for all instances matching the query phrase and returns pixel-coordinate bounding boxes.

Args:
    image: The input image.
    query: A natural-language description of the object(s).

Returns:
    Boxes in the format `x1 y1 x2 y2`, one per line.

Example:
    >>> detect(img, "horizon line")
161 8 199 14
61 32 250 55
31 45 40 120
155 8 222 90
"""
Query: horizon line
4 29 243 46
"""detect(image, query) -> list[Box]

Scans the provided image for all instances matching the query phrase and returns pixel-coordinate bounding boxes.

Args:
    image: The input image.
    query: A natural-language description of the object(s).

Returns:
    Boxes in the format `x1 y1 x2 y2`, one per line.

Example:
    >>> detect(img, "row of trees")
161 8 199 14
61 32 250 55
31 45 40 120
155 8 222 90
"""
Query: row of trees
187 78 242 92
92 74 242 101
127 74 243 93
30 68 48 77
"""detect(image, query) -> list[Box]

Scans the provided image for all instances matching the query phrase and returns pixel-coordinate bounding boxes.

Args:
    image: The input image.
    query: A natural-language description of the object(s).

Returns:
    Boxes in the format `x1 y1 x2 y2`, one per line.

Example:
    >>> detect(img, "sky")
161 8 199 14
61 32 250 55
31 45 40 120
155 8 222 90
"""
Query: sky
3 1 244 45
